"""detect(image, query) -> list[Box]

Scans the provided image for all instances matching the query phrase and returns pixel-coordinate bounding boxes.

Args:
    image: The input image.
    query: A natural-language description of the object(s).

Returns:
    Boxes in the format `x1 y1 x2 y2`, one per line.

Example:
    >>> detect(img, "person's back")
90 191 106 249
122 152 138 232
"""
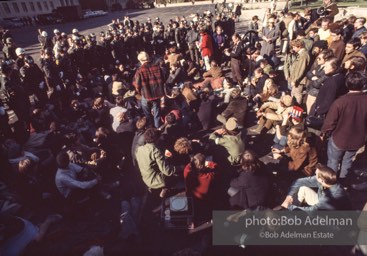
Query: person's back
136 128 175 189
55 152 98 198
220 88 248 127
184 155 218 201
134 61 165 101
322 72 367 152
209 118 245 166
230 165 270 209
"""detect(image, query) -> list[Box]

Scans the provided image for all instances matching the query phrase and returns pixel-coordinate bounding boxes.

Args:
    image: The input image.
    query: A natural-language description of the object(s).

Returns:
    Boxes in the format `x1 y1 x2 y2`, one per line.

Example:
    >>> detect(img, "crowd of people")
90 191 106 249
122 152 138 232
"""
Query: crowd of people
1 0 367 254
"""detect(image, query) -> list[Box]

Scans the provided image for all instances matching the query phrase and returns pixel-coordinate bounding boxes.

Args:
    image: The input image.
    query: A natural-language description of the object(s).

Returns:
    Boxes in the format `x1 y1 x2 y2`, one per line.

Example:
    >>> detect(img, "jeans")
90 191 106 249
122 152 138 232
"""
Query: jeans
327 137 357 178
141 96 161 128
273 134 287 148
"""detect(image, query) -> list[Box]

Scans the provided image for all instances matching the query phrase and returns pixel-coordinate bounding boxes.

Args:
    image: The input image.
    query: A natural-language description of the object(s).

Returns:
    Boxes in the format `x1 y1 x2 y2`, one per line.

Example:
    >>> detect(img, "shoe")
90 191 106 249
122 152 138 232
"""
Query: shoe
267 127 276 135
249 127 262 134
351 182 367 191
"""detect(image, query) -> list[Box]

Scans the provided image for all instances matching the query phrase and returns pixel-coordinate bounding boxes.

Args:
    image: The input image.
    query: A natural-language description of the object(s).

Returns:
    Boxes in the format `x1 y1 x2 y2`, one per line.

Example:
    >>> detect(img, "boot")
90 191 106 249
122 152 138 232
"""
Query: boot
249 120 265 134
351 182 367 191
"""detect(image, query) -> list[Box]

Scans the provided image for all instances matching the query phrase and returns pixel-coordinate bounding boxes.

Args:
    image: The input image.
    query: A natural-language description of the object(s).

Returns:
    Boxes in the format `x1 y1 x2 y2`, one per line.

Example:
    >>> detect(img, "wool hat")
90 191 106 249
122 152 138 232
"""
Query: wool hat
281 95 293 107
225 117 238 131
312 40 328 50
290 106 303 121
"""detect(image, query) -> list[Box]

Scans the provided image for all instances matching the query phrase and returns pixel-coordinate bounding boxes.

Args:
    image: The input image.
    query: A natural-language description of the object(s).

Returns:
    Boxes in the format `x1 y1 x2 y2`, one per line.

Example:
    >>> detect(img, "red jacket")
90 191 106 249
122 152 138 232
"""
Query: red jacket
200 32 214 57
184 162 217 200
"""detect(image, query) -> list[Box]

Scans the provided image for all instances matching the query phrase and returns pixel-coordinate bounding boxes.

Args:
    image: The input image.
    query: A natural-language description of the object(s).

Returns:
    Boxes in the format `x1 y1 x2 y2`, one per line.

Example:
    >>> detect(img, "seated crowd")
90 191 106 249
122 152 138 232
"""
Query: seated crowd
0 3 367 254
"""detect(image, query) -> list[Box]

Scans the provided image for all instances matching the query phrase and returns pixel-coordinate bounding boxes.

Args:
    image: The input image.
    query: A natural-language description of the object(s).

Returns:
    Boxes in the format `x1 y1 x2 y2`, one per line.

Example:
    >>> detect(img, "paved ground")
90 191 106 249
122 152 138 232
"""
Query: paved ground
7 3 367 255
10 2 285 58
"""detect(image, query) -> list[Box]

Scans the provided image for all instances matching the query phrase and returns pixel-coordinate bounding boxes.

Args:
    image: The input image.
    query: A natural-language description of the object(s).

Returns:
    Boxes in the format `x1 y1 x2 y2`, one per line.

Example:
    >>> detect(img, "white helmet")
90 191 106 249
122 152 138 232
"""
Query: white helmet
72 35 79 41
72 28 79 34
41 31 48 37
54 29 60 34
15 48 25 56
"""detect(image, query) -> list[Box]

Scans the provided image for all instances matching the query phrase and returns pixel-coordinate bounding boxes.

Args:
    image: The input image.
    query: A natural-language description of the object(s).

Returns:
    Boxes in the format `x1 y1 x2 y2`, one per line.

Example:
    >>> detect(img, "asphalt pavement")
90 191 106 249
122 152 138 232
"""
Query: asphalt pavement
10 3 284 58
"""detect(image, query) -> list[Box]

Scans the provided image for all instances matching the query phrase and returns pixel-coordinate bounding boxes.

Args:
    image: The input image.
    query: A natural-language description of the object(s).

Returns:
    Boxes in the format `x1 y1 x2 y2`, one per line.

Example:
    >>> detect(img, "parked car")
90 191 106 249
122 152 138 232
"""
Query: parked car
93 10 108 16
0 19 23 29
83 10 108 19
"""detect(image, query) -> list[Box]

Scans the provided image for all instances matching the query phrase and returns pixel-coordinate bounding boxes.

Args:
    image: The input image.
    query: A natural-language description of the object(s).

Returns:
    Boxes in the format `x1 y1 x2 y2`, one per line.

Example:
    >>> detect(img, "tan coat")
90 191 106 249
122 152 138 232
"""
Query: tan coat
285 144 318 176
260 101 292 122
203 66 223 79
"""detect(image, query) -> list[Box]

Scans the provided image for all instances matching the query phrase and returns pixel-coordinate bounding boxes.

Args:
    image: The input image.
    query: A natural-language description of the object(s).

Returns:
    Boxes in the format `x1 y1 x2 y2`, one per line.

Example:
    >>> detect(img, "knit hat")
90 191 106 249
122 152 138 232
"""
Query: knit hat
281 95 293 107
225 117 238 131
290 106 303 121
312 40 328 50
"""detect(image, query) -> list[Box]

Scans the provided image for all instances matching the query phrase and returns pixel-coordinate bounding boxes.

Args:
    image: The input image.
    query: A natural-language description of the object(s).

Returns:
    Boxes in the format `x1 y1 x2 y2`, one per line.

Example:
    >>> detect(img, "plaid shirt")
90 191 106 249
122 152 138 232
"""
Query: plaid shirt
133 62 165 101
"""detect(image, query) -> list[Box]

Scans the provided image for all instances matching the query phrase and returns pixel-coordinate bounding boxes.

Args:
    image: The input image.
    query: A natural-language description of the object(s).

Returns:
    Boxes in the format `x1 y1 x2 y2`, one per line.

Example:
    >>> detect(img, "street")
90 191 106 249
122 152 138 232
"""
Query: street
10 3 281 58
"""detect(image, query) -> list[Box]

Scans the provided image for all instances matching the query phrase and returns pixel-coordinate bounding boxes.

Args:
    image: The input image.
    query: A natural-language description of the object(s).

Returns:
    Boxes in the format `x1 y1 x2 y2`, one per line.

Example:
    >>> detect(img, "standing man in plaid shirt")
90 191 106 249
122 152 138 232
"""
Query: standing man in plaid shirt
133 51 166 128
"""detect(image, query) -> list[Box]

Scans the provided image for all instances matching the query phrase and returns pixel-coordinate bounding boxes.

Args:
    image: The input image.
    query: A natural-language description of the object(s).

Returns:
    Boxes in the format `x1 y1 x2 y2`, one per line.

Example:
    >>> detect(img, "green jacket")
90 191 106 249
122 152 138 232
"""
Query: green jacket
209 132 245 165
136 143 176 189
284 48 310 86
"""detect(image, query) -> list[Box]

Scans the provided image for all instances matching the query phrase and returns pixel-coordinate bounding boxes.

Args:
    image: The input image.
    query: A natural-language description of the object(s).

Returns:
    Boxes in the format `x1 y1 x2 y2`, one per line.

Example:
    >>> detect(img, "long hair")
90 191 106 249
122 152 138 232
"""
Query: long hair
240 150 261 173
190 153 206 172
287 126 307 149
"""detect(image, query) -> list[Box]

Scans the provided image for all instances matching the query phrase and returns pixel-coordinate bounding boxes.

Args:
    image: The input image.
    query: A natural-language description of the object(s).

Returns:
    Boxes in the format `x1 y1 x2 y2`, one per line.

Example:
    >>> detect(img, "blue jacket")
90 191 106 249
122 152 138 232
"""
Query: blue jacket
287 176 351 211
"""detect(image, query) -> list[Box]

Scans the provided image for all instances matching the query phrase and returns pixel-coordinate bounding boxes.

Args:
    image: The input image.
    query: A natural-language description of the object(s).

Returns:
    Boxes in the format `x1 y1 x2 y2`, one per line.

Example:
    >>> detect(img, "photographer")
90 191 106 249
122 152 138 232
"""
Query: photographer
321 0 339 22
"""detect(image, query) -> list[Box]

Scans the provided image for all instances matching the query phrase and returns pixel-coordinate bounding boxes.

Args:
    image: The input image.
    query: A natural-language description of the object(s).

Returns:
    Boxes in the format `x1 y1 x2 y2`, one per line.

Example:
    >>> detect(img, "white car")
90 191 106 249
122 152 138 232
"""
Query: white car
83 10 94 19
93 10 108 16
83 10 107 19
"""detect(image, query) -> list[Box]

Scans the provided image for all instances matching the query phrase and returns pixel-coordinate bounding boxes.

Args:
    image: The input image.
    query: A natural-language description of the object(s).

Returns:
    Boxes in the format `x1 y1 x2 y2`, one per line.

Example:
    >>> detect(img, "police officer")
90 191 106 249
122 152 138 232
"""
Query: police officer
84 33 105 70
15 48 26 70
97 32 113 69
19 55 48 107
38 30 53 50
110 31 124 64
41 48 63 99
53 29 62 45
56 47 74 80
0 61 30 138
2 38 17 61
68 36 86 75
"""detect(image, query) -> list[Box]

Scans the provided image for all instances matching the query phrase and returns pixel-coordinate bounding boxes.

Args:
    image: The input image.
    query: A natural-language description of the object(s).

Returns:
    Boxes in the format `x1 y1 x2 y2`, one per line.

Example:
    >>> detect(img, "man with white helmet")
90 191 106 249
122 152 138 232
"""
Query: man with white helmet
72 28 81 38
15 48 26 70
20 55 48 106
38 29 53 50
52 29 61 45
2 37 17 60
